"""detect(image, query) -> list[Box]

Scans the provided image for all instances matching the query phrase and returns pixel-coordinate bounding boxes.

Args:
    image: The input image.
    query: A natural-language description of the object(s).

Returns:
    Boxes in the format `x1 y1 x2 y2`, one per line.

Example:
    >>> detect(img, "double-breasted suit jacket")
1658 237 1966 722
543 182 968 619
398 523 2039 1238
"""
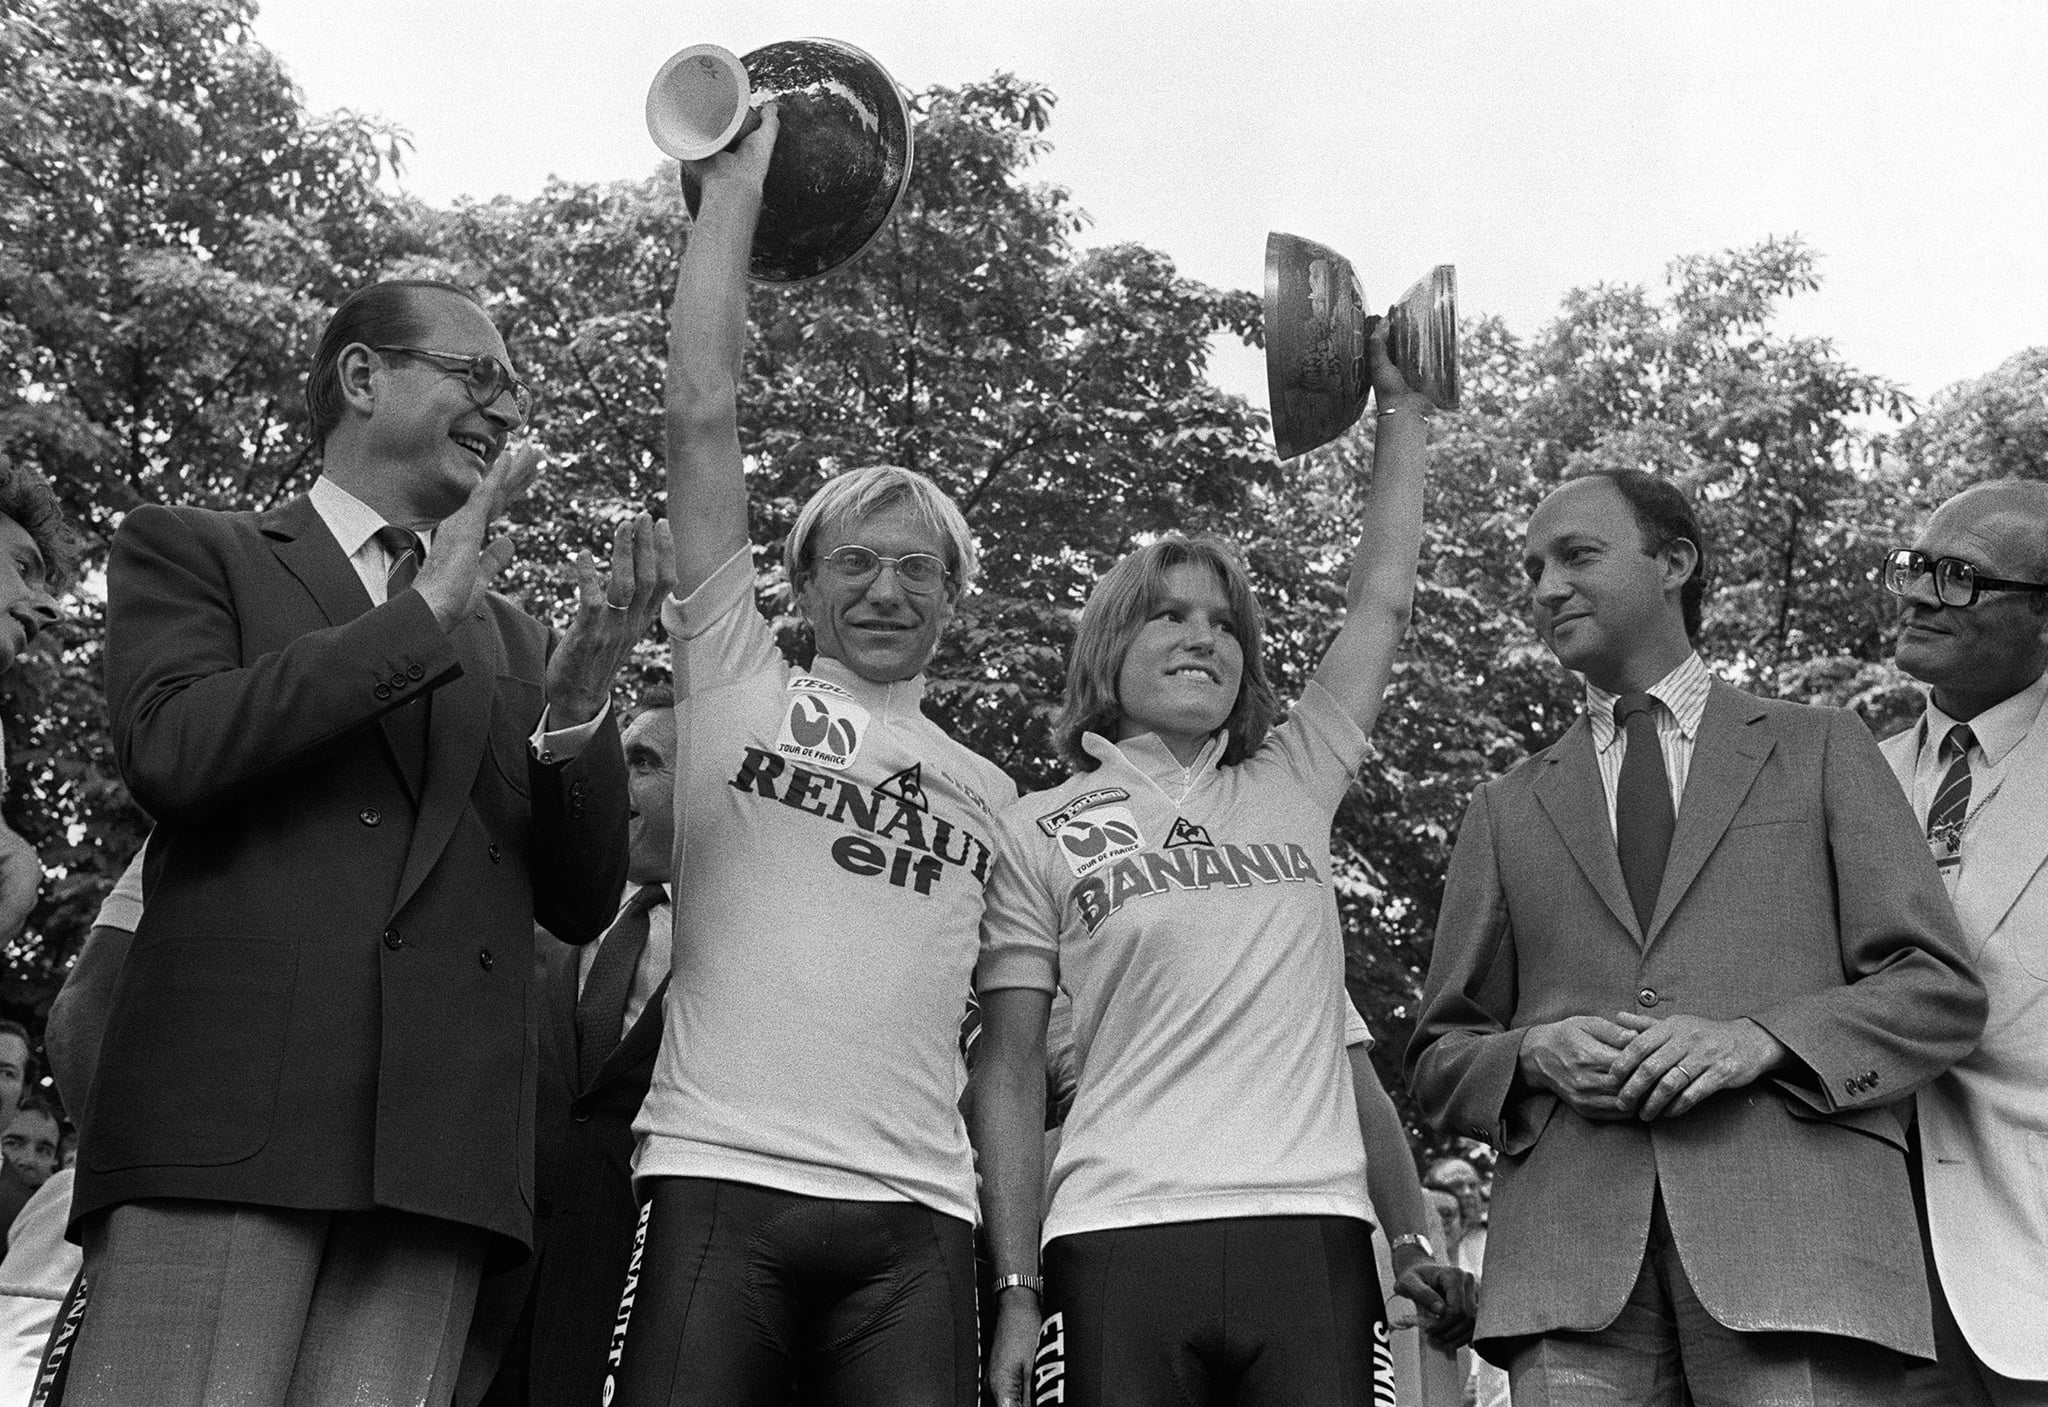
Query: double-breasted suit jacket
76 495 628 1258
1407 681 1985 1360
1882 707 2048 1382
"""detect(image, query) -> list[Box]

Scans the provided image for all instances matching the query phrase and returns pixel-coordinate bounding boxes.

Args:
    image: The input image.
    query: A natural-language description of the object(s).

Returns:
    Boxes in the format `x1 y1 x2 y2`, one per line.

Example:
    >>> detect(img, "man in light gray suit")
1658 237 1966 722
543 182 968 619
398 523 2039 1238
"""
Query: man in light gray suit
1408 469 1986 1406
1881 478 2048 1407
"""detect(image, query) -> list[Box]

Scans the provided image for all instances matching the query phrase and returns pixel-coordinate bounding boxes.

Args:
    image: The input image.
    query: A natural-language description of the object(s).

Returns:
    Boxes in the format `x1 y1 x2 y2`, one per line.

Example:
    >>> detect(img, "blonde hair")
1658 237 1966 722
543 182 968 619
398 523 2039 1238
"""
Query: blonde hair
783 466 979 596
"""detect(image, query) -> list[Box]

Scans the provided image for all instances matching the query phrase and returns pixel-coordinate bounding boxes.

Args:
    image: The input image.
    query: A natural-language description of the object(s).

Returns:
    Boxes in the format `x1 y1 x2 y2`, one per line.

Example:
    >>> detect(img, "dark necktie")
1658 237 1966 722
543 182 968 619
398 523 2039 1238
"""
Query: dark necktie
371 525 430 790
374 524 422 599
1925 724 1975 875
577 884 665 1088
1614 692 1676 932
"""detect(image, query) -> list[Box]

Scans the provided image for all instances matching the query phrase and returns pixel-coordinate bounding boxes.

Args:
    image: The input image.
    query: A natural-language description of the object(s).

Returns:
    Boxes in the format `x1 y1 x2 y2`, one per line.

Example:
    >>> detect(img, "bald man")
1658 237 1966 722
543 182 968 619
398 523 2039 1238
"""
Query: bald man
1881 478 2048 1407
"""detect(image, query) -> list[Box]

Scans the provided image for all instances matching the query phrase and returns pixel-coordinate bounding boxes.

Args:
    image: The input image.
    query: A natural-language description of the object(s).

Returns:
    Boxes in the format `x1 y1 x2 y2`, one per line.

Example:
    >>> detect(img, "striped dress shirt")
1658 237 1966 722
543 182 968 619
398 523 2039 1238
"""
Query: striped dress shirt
1583 651 1714 839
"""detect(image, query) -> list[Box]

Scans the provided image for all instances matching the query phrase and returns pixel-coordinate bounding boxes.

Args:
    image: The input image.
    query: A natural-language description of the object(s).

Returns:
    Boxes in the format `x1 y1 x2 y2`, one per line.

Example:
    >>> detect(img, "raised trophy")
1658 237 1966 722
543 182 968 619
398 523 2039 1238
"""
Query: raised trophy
1263 232 1459 459
646 38 915 284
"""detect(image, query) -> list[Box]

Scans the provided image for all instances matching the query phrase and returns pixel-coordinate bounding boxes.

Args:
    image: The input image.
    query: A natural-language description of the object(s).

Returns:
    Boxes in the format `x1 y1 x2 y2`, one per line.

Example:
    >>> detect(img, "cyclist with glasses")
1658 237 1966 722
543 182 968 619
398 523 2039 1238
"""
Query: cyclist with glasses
71 278 662 1407
608 111 1014 1406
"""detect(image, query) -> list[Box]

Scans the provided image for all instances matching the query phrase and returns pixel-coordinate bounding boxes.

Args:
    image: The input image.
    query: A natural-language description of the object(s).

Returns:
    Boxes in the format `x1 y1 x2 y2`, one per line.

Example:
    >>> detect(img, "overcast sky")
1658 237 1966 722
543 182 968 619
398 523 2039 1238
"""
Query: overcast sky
248 1 2047 418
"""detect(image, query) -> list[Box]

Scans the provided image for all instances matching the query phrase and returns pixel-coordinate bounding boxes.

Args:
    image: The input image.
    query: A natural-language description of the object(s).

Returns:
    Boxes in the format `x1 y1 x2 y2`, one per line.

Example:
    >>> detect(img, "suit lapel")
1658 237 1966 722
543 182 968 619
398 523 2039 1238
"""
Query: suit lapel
1648 683 1773 945
1955 708 2048 940
265 497 431 799
391 607 496 916
591 974 669 1092
264 496 372 627
1533 717 1643 943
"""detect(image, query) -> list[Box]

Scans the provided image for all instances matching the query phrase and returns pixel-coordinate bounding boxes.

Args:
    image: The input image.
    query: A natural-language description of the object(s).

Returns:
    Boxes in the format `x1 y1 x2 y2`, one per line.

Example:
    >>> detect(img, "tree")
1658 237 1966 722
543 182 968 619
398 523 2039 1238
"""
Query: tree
1891 346 2048 500
0 0 417 1027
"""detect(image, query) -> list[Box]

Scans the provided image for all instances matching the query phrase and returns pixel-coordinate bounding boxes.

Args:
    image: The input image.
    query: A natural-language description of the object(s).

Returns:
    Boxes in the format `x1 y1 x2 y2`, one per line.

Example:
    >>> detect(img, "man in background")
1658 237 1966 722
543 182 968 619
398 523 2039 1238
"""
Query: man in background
1881 478 2048 1406
461 687 682 1407
0 455 72 950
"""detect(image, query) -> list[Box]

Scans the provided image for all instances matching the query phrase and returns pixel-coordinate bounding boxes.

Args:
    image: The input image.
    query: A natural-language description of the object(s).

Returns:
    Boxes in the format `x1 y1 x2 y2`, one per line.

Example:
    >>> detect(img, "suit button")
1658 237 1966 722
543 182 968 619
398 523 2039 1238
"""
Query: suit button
374 683 391 699
488 843 502 864
478 948 494 971
571 1109 592 1124
408 664 425 680
383 927 403 950
1638 988 1659 1007
360 808 381 827
390 674 408 691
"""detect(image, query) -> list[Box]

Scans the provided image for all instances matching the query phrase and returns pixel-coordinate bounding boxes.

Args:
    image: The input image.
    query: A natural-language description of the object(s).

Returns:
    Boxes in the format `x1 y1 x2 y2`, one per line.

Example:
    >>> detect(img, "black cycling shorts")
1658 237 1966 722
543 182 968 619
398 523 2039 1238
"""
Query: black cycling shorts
1035 1215 1395 1407
603 1176 978 1407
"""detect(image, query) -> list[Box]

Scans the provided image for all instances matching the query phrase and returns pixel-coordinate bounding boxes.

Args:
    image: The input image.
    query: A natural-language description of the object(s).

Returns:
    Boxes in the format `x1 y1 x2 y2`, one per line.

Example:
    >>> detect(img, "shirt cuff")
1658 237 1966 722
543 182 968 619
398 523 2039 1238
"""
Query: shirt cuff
529 700 610 765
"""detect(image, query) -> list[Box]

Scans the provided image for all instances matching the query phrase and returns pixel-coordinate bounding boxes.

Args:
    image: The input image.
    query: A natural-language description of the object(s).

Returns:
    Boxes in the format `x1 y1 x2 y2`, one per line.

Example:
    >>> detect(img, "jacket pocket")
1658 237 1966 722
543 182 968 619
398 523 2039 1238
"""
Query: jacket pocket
85 932 298 1171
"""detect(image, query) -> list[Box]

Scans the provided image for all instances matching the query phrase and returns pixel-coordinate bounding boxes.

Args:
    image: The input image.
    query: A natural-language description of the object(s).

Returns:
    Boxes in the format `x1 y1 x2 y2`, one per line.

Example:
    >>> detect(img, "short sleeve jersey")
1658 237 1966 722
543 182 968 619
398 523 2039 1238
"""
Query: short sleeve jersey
980 681 1376 1243
634 550 1017 1223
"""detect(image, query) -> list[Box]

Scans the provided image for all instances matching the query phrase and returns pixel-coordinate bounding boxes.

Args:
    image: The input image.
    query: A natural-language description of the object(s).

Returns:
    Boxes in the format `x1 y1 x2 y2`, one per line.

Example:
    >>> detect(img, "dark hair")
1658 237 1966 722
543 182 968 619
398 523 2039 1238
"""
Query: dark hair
0 1018 29 1060
0 454 81 592
1576 469 1710 641
633 684 676 716
305 279 483 447
1054 537 1280 771
7 1094 57 1129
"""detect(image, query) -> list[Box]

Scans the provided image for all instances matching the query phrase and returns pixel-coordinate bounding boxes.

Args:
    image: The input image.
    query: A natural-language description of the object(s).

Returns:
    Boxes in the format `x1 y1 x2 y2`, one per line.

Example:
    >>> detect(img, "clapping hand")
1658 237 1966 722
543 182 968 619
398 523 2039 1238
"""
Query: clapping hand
544 513 677 726
416 444 544 629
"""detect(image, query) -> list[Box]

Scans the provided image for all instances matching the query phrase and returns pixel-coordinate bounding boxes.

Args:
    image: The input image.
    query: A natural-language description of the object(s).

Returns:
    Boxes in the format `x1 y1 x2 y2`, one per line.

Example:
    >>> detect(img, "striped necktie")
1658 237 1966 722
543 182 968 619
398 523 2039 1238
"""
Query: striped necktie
374 524 422 600
1925 724 1974 874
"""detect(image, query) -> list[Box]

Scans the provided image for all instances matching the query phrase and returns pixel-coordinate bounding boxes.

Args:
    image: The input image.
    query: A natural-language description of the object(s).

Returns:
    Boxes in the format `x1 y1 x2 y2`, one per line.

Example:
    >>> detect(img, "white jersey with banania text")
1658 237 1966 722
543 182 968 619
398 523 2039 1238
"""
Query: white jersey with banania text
980 682 1375 1243
635 549 1017 1224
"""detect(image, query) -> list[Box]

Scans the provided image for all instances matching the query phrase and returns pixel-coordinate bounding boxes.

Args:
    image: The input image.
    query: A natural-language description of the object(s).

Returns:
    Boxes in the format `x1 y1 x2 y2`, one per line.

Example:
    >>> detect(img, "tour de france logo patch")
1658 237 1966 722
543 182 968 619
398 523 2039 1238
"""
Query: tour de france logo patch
1053 804 1145 879
776 676 869 771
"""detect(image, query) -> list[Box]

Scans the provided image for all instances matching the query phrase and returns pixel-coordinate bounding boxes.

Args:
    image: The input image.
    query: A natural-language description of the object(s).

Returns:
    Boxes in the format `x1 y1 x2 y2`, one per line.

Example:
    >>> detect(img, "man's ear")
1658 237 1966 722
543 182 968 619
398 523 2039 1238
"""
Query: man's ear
337 343 381 417
1659 536 1700 598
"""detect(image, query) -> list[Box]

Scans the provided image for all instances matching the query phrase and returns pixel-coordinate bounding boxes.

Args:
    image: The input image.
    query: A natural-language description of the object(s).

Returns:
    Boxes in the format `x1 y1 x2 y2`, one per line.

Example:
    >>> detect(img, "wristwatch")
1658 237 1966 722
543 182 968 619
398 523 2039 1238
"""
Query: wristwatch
993 1273 1044 1296
1389 1233 1435 1258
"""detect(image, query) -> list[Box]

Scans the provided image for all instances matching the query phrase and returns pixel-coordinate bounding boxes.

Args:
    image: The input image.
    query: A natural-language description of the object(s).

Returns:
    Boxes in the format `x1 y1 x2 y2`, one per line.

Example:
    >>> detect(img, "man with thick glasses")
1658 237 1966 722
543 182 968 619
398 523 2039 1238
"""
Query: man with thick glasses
604 112 1015 1407
70 278 660 1407
1880 479 2048 1407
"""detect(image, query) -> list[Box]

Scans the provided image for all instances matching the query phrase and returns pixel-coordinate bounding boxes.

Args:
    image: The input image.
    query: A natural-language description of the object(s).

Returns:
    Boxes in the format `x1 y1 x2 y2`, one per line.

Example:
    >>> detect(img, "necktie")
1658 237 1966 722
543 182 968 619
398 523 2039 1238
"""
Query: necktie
577 884 665 1088
371 525 430 790
1614 692 1676 933
1925 724 1974 875
374 525 422 600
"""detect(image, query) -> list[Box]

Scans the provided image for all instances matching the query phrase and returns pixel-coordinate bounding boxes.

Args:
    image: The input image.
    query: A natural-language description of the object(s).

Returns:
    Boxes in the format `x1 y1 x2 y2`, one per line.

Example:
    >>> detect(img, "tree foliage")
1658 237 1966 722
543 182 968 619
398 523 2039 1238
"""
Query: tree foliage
4 0 2038 1165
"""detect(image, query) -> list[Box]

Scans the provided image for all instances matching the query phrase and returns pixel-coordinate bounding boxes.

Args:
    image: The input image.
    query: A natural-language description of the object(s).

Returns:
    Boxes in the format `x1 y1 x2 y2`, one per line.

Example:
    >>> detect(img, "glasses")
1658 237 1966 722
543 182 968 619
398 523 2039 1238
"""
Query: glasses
1882 548 2048 609
374 345 535 420
818 545 951 595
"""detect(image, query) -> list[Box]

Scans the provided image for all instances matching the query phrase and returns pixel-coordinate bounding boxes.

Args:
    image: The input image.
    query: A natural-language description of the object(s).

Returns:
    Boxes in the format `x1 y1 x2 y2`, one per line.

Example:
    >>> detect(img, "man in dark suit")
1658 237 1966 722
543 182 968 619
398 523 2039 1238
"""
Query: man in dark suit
459 687 680 1407
1407 470 1986 1405
68 278 658 1407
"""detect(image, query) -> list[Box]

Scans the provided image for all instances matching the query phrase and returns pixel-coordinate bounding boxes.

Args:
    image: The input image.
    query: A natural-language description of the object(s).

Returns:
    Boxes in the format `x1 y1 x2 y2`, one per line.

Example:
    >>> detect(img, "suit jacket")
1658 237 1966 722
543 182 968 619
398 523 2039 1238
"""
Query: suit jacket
76 496 628 1258
458 921 665 1407
1882 706 2048 1380
1406 681 1985 1359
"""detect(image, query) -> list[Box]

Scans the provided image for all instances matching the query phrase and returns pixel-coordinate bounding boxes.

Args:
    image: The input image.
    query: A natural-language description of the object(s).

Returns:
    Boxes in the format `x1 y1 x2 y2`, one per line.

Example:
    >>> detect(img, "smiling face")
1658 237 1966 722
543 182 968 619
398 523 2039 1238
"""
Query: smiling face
1524 477 1697 694
0 515 58 671
1894 484 2048 720
796 502 956 684
355 290 522 526
1113 562 1246 763
624 705 679 886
